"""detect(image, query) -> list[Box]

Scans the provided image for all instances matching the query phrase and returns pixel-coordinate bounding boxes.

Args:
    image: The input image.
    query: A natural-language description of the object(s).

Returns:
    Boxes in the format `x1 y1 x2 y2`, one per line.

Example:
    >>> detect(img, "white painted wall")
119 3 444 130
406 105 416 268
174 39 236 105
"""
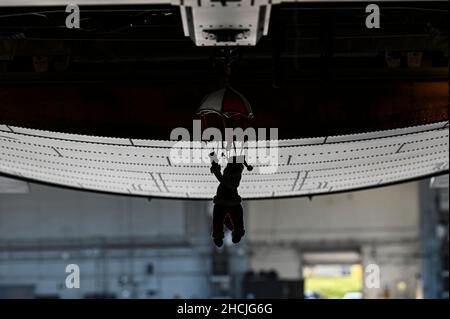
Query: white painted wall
247 182 421 299
0 185 185 239
0 180 424 299
0 183 214 298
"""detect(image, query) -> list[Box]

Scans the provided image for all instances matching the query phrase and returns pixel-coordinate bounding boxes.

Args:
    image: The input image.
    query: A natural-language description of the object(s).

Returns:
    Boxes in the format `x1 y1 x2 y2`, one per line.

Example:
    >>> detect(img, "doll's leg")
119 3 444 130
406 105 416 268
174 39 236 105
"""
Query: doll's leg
229 204 245 243
212 205 226 247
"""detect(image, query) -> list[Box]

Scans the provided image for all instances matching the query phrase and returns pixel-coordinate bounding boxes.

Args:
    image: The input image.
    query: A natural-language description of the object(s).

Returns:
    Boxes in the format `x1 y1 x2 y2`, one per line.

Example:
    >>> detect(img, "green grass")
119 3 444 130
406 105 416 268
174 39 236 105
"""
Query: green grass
305 276 362 299
304 265 363 299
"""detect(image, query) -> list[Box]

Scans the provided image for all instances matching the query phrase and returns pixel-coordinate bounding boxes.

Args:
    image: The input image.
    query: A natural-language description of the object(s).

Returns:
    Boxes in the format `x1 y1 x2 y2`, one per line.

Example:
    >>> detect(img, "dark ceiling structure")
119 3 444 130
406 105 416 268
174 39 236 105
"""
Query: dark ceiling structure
0 1 448 138
0 1 448 198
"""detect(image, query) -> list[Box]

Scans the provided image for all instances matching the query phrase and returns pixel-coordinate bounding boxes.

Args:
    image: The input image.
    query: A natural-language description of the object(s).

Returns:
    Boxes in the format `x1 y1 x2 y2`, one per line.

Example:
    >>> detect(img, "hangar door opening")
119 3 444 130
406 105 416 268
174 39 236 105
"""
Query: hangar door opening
303 251 363 299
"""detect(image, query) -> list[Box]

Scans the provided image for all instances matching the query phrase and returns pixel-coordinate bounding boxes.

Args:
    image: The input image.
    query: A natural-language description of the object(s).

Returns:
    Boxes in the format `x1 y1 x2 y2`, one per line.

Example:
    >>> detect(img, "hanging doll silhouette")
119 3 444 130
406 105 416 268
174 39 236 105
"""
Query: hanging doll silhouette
209 152 253 247
194 49 254 247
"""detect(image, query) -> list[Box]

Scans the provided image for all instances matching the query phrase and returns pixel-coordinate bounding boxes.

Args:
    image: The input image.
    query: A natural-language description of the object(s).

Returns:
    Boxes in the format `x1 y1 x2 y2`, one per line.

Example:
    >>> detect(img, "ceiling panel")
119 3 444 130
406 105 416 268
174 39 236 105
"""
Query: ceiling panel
0 121 448 199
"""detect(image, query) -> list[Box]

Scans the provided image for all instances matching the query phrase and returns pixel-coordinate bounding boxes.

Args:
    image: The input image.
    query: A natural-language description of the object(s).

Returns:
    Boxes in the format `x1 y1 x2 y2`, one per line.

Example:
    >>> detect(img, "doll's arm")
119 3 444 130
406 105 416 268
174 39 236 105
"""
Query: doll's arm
209 152 223 183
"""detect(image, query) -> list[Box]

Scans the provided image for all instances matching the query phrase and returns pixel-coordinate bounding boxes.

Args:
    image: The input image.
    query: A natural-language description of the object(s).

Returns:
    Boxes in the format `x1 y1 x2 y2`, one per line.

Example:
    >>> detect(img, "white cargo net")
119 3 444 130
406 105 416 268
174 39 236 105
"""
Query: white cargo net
0 121 448 199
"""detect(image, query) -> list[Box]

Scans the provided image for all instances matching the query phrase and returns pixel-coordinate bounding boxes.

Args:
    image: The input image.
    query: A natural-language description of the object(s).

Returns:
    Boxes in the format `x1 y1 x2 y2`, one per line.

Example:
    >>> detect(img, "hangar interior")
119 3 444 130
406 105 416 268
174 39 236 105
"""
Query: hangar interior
0 0 448 299
0 177 448 298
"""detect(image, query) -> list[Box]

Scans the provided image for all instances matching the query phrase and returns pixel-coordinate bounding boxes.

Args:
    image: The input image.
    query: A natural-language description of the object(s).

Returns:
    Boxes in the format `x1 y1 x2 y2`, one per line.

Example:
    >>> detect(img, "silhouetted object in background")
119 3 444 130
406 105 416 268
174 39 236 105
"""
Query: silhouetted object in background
242 270 304 299
210 153 252 247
